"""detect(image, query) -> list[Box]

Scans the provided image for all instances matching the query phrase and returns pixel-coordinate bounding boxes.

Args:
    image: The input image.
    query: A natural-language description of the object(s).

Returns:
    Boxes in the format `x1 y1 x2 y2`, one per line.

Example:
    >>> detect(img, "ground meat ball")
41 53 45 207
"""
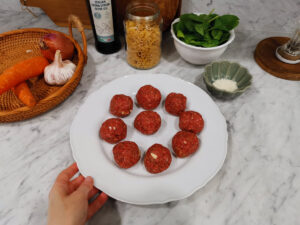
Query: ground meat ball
144 144 172 174
110 94 133 117
134 111 161 135
113 141 140 169
136 85 161 110
172 131 200 158
179 111 204 134
165 92 187 116
99 118 127 144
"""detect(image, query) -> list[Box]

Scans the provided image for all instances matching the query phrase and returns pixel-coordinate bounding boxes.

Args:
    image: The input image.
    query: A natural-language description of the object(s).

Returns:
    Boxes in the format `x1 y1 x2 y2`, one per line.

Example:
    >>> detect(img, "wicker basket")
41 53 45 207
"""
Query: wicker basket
0 15 87 122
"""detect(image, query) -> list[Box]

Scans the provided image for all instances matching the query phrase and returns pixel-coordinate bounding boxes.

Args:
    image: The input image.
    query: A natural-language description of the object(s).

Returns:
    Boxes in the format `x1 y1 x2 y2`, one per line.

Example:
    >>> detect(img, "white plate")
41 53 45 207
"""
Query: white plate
70 74 227 205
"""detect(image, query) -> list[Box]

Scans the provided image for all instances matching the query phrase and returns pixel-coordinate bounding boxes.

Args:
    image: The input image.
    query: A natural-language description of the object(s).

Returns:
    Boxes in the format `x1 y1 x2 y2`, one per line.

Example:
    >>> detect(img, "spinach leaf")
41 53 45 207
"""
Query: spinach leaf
173 22 179 34
195 24 205 36
180 14 192 22
177 21 185 32
175 11 238 48
208 13 218 20
189 40 202 46
184 34 198 44
213 15 239 31
204 32 212 42
198 14 209 23
177 30 185 39
219 31 230 44
200 40 220 47
211 30 223 40
184 19 195 32
188 13 206 23
173 21 185 38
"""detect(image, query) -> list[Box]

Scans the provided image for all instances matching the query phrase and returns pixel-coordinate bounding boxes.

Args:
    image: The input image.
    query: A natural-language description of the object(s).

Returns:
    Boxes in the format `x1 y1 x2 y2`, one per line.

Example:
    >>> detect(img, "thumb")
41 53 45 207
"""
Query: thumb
75 176 94 198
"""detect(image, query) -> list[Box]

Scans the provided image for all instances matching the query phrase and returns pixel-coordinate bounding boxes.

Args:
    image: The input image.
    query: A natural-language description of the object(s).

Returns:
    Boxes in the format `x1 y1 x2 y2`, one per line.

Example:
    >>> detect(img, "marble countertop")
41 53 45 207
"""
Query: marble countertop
1 1 300 225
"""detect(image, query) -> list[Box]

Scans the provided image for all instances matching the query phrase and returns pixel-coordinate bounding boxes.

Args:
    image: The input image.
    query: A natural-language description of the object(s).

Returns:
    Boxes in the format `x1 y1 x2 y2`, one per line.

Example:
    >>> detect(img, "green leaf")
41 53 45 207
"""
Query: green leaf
177 30 185 39
180 14 192 22
213 15 239 31
173 22 179 34
189 39 219 47
211 30 223 40
208 13 218 19
189 40 204 46
198 14 209 22
177 21 185 32
176 12 238 47
184 19 195 32
195 24 205 36
188 13 206 23
184 34 198 44
204 32 212 42
201 39 220 47
208 14 219 23
219 31 230 44
194 32 205 41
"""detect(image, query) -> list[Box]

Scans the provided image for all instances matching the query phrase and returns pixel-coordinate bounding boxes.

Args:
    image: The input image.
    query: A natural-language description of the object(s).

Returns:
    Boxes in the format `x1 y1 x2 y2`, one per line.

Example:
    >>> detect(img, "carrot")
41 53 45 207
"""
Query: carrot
12 82 36 107
0 56 49 95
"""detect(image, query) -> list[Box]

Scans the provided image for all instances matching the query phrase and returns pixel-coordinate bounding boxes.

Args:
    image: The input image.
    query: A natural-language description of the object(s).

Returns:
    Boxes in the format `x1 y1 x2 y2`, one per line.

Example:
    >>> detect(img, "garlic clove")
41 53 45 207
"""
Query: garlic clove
44 50 76 86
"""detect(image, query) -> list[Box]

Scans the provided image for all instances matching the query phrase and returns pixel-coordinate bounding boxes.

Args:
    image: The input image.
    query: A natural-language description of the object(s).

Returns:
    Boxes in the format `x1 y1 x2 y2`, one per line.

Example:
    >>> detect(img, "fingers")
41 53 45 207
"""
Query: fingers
87 192 109 220
70 175 99 198
56 163 79 184
54 163 79 195
75 176 94 198
69 175 85 192
88 187 99 199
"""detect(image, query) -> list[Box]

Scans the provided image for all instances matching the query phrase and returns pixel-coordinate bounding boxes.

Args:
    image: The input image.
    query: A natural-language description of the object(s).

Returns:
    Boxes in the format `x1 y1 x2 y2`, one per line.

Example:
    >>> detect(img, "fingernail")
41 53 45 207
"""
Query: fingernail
86 176 93 183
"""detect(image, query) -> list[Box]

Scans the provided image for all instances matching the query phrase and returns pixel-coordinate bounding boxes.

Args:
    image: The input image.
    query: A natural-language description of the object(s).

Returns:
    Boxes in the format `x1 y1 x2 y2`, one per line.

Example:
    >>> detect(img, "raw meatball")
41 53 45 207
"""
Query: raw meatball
172 131 199 158
99 118 127 144
144 144 172 174
165 92 187 116
110 94 133 117
134 111 161 135
179 111 204 134
113 141 140 169
136 85 161 110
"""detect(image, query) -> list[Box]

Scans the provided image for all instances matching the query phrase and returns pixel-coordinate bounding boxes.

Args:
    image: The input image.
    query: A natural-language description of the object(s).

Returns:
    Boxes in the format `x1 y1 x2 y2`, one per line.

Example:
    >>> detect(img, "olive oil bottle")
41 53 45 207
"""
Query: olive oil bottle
86 0 121 54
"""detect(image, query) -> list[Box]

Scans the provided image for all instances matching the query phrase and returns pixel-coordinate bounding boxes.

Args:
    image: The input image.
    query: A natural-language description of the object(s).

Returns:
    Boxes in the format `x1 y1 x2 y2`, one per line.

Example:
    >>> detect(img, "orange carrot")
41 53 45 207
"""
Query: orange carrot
0 56 49 95
12 82 36 107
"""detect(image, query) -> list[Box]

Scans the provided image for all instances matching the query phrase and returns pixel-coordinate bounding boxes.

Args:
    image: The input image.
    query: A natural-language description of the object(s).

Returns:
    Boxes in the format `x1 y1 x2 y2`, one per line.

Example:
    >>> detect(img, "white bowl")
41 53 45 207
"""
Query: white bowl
170 17 235 65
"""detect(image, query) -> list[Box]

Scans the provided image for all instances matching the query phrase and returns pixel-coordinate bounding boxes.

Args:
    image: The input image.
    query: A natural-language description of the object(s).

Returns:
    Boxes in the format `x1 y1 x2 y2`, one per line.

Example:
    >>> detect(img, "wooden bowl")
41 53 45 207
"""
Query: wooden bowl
0 15 87 122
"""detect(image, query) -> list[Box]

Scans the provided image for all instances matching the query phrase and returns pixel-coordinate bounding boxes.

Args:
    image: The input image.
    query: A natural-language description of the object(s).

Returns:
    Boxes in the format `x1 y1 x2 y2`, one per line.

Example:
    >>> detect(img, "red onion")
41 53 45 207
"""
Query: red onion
40 33 74 61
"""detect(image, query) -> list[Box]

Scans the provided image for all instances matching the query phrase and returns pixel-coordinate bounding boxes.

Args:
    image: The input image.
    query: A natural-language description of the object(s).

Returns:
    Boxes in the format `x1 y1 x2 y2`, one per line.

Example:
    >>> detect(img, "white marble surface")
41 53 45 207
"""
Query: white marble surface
1 0 300 225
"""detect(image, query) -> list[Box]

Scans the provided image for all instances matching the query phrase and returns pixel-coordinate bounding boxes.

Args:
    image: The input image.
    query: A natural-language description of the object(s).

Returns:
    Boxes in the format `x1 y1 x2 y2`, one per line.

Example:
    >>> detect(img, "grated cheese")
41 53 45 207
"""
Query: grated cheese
213 79 238 92
151 153 158 159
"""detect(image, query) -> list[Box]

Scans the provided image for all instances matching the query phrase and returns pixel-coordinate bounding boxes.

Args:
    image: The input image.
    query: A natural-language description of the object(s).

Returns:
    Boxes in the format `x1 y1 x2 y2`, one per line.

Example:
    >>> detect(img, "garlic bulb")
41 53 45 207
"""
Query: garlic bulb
44 50 76 85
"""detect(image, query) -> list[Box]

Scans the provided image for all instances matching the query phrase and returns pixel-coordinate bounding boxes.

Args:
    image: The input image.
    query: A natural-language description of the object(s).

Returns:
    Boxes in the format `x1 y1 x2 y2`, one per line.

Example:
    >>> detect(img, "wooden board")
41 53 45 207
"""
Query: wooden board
20 0 181 32
20 0 92 28
254 37 300 81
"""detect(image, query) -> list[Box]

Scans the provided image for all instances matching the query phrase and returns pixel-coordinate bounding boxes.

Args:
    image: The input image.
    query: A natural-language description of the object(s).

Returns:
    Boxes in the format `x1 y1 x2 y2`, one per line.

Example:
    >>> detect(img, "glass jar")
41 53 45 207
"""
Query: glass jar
276 20 300 64
124 1 162 69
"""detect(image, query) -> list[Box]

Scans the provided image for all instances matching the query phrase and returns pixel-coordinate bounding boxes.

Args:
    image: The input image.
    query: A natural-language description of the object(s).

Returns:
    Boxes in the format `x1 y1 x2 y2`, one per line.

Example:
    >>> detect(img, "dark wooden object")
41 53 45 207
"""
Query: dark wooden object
20 0 182 32
254 37 300 81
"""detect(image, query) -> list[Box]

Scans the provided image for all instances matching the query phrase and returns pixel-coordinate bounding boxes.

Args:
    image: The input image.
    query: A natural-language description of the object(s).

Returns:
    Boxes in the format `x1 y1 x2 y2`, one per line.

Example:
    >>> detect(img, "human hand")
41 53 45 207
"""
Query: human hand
47 163 108 225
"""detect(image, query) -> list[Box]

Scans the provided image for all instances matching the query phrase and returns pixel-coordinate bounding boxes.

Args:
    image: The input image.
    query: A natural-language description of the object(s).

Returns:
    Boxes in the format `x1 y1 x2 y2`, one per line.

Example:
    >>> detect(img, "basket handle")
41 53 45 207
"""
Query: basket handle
68 15 87 64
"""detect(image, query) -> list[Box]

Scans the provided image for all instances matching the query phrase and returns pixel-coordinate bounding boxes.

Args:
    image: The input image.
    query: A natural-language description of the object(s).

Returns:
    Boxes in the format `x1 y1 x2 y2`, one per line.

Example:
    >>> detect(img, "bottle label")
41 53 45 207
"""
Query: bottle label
89 0 114 43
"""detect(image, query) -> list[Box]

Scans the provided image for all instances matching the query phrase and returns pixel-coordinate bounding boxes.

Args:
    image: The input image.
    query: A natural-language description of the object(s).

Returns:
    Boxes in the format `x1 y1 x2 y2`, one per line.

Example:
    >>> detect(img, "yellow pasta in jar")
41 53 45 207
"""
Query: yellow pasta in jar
125 20 161 69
